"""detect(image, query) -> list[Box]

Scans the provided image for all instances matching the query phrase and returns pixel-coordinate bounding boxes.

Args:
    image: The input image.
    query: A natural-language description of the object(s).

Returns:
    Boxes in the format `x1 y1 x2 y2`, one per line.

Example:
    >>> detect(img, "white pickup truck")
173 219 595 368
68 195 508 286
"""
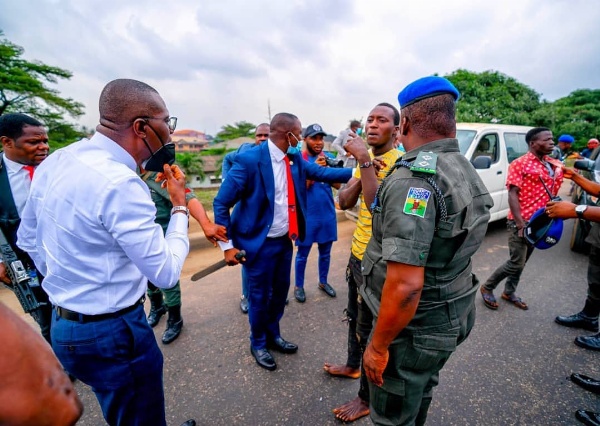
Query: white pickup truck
344 123 532 223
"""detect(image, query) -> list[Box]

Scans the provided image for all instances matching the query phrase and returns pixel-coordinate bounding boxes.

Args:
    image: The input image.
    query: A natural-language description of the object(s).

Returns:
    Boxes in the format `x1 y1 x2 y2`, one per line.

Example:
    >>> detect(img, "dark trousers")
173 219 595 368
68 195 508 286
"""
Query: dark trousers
586 245 600 311
246 236 293 350
32 285 52 344
346 253 373 403
52 304 166 426
295 241 333 287
483 221 534 295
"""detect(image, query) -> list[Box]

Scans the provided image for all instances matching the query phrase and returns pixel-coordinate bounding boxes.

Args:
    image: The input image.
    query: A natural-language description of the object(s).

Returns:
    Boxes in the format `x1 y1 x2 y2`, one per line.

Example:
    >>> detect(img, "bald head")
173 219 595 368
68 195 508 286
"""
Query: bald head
98 79 164 125
269 113 301 151
270 113 299 133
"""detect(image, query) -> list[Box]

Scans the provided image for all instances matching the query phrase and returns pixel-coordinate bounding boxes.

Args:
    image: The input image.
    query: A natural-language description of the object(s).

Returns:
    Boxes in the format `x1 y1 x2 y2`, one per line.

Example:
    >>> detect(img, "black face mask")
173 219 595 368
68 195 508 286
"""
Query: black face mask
141 123 176 172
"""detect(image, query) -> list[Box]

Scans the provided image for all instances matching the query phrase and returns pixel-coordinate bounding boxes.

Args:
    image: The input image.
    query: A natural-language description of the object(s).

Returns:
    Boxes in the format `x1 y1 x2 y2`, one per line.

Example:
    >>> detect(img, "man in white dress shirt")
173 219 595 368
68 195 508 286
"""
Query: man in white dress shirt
17 79 194 426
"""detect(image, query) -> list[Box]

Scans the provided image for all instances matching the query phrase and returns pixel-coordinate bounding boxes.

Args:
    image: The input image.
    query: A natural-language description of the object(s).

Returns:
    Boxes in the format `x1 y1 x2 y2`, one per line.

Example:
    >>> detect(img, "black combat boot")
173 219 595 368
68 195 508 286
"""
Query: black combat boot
162 305 183 344
147 293 167 328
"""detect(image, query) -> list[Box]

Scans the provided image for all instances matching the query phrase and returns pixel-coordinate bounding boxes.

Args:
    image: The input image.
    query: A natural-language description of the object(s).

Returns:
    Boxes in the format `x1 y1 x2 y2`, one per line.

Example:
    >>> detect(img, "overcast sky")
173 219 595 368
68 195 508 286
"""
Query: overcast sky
1 0 599 136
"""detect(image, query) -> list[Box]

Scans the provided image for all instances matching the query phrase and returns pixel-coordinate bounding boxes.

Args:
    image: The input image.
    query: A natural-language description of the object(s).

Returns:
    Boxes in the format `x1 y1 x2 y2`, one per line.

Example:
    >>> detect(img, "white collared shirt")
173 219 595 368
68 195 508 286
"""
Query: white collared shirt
267 139 290 238
17 132 189 315
3 154 32 215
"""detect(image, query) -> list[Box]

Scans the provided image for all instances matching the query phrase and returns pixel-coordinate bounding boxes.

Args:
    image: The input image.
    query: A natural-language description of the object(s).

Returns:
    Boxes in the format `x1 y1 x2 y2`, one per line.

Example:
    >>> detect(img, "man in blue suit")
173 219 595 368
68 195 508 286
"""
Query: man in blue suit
214 112 367 371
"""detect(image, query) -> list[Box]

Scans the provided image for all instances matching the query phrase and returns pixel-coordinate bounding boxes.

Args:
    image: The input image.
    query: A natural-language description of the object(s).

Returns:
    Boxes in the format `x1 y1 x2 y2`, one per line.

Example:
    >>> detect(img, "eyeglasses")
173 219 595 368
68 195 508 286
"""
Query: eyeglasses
140 116 178 132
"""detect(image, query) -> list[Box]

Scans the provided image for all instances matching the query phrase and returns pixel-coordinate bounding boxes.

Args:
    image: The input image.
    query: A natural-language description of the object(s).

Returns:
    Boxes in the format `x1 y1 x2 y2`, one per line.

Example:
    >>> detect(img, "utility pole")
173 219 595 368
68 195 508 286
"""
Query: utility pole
267 99 272 122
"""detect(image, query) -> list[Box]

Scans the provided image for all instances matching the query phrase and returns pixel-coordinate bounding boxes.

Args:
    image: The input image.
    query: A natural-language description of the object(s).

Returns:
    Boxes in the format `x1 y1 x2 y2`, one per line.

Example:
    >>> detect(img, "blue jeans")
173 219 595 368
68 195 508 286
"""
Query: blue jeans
52 304 166 426
295 241 333 287
246 236 293 349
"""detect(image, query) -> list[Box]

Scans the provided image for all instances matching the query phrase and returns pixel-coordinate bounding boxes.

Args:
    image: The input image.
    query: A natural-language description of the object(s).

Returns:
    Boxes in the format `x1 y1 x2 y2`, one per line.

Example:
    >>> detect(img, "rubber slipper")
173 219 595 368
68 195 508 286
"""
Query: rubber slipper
480 287 498 310
501 293 528 310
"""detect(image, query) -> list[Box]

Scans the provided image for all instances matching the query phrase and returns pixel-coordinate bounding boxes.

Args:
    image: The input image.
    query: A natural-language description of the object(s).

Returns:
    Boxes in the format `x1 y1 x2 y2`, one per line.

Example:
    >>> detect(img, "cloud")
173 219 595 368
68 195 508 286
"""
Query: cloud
1 0 599 135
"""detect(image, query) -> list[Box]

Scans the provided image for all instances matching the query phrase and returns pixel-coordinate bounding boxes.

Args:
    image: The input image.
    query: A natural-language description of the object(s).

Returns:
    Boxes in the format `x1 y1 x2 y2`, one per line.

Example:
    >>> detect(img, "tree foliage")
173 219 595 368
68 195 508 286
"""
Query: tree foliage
0 31 86 147
215 121 256 142
175 152 205 182
531 90 600 149
445 69 541 125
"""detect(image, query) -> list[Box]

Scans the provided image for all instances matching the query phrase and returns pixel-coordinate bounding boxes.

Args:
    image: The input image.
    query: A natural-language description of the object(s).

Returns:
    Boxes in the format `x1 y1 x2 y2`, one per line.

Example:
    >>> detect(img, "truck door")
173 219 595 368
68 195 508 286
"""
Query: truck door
471 133 506 218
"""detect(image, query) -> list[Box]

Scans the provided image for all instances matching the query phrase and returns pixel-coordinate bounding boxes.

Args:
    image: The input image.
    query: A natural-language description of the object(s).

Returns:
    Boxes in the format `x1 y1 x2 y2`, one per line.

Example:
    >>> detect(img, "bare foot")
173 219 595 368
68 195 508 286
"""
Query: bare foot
323 363 360 379
333 396 370 422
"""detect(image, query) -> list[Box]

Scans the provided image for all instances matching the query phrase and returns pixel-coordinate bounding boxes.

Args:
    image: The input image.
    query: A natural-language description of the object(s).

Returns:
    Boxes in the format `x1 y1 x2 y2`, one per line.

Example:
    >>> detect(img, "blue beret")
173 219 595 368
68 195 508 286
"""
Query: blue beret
524 207 563 250
558 134 574 144
398 76 460 108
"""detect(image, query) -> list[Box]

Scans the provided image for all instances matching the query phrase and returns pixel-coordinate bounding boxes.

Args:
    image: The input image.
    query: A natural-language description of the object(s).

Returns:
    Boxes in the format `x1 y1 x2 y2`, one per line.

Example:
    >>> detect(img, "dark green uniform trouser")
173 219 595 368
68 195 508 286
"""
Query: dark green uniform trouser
368 293 477 426
147 281 181 307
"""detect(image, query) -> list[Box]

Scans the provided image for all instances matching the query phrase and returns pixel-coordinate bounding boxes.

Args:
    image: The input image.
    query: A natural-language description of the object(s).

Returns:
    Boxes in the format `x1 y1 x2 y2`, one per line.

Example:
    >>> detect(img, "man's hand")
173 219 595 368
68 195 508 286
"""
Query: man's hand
344 134 370 163
562 167 577 180
546 201 577 219
203 223 228 247
224 248 245 265
315 156 327 167
0 262 11 285
363 341 389 387
156 164 186 207
373 156 387 173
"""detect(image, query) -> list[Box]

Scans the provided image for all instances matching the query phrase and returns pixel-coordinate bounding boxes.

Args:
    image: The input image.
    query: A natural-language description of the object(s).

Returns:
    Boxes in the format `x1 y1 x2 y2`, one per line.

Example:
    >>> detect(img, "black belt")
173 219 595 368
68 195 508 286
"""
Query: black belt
55 297 145 323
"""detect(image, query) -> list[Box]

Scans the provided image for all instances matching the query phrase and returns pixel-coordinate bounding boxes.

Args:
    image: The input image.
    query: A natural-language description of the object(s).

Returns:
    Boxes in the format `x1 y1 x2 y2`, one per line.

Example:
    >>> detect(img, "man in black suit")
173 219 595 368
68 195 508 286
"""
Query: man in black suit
0 113 53 343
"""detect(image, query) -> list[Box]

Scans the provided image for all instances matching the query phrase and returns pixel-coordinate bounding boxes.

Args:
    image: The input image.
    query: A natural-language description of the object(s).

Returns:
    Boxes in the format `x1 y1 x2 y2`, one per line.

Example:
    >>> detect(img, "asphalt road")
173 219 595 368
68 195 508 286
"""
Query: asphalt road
3 187 597 425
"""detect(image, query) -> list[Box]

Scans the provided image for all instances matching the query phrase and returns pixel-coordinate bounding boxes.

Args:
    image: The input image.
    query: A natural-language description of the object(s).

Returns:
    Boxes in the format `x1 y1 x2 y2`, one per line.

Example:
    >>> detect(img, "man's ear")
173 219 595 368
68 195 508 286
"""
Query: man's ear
0 136 14 148
132 119 147 138
401 117 409 136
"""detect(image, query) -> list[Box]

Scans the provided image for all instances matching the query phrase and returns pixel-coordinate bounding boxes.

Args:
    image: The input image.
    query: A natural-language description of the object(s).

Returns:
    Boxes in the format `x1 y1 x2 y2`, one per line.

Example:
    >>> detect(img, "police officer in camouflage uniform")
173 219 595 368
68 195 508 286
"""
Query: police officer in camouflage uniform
359 76 493 425
141 169 227 344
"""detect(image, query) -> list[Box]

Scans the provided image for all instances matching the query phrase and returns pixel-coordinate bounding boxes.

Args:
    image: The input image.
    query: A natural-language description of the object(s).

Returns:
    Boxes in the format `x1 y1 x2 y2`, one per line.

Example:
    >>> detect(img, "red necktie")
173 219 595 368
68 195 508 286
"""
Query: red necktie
284 156 298 241
23 165 35 180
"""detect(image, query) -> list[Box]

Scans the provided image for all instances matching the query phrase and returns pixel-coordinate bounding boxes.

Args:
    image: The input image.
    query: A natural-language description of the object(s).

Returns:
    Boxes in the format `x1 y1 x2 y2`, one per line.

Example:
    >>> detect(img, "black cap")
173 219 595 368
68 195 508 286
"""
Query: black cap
303 123 327 138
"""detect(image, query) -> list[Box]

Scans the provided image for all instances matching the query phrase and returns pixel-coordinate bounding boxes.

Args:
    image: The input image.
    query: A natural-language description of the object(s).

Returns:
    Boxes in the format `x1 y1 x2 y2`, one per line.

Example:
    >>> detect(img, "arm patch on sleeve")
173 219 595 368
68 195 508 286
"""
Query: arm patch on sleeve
403 187 431 218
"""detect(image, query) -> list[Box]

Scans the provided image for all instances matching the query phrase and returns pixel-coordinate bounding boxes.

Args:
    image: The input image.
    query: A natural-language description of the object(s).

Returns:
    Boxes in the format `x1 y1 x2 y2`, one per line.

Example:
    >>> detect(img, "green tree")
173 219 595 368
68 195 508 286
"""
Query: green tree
215 121 256 141
0 31 85 147
176 152 205 182
532 89 600 150
444 69 541 125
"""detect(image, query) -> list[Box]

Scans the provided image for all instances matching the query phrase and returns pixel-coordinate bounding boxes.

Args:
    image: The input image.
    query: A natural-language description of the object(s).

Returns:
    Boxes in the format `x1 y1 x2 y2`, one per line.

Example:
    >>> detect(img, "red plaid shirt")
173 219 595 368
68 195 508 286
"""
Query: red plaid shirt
506 151 564 221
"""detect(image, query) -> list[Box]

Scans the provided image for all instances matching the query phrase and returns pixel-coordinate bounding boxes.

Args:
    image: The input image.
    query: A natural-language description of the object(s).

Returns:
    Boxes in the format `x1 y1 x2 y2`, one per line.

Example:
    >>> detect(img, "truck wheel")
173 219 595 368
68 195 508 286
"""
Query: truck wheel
570 218 591 254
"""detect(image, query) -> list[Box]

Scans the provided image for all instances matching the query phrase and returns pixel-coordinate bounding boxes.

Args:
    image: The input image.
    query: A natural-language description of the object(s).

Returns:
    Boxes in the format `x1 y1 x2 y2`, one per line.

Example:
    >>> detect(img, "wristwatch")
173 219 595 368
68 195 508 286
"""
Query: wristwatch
171 205 189 217
575 204 588 219
359 161 373 169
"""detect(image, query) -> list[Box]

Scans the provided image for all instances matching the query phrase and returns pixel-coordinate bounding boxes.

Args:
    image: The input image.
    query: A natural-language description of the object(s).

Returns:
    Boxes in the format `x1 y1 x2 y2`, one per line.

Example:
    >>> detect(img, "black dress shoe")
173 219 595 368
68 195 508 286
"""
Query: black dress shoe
318 282 336 298
571 373 600 395
240 296 249 314
294 287 306 303
556 312 599 332
180 420 196 426
268 336 298 354
575 332 600 351
250 346 277 370
576 410 600 426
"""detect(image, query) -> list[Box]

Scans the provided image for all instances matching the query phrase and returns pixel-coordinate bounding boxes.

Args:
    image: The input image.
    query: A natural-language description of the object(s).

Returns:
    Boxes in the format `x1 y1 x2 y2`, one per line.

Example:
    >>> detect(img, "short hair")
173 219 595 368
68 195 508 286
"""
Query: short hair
526 127 550 145
401 94 456 139
98 79 161 125
350 120 361 129
0 113 44 140
376 102 400 125
270 113 299 133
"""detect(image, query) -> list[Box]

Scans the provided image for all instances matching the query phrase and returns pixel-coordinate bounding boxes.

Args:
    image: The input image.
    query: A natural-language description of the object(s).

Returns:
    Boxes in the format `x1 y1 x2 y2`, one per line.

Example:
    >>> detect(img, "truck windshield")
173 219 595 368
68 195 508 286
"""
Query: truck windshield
456 130 476 155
